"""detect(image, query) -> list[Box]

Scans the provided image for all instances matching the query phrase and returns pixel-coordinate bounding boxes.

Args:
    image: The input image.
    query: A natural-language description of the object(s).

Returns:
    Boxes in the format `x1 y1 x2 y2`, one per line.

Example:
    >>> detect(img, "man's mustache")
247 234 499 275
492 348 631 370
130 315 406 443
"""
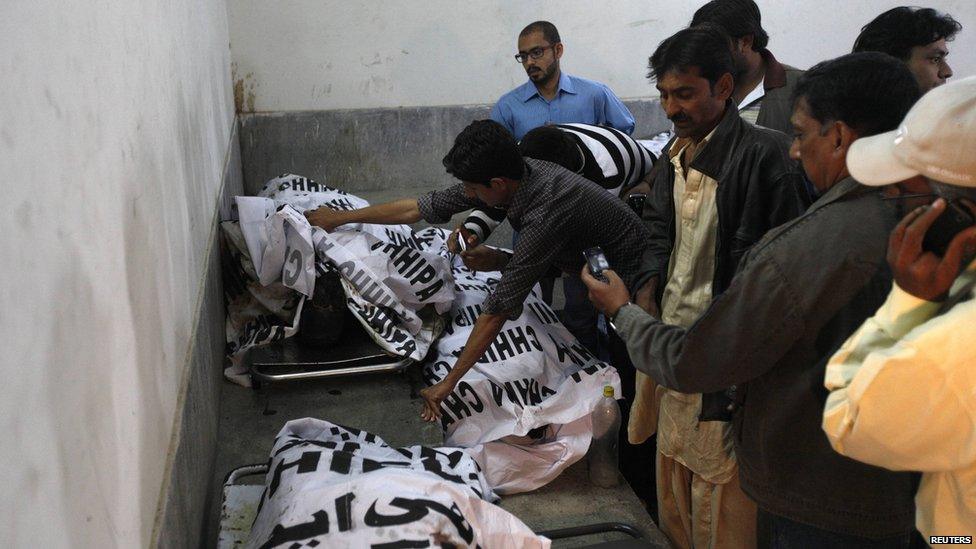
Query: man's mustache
669 114 691 124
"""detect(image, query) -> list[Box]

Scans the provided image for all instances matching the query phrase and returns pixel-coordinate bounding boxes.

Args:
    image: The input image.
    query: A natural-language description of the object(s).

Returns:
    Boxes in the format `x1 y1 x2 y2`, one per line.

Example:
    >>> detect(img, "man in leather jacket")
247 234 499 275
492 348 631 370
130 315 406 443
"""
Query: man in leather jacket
585 52 923 547
611 25 809 548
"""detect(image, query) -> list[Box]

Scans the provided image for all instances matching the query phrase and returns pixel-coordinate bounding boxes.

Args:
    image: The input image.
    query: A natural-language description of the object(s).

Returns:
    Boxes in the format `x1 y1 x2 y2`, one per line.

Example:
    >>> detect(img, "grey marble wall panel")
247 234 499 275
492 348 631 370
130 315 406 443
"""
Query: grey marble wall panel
239 99 668 196
155 121 243 549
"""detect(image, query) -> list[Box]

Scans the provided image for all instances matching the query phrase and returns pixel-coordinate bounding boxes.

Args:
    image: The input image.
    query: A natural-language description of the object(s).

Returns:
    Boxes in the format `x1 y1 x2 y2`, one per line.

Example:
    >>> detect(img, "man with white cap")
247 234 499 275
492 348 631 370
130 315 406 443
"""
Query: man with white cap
823 76 976 541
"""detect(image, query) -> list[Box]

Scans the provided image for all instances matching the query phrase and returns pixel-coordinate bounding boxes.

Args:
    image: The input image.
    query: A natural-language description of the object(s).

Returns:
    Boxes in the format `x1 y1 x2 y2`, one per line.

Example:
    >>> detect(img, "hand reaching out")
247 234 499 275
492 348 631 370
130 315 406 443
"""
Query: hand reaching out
305 207 345 232
419 381 454 422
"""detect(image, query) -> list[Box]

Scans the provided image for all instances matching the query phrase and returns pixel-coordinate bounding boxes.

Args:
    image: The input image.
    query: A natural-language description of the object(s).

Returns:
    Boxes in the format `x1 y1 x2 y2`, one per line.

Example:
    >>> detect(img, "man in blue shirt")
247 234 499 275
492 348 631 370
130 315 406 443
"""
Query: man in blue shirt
490 21 636 140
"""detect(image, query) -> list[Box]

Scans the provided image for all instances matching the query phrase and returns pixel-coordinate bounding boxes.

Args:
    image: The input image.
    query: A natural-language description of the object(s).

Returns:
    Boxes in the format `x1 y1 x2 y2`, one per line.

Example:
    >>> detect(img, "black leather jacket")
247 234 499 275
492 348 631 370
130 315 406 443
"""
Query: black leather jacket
616 179 917 537
634 103 810 419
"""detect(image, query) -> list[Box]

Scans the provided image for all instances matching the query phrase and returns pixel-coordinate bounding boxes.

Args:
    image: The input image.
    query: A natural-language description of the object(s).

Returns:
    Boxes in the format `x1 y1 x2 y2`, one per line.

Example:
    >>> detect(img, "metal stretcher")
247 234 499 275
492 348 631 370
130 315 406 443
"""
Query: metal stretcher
217 464 654 548
244 320 412 389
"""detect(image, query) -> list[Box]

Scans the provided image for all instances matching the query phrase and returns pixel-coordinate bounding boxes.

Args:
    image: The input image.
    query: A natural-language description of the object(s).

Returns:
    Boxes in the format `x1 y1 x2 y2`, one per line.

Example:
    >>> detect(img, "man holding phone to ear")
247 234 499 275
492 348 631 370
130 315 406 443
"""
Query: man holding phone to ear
822 76 976 542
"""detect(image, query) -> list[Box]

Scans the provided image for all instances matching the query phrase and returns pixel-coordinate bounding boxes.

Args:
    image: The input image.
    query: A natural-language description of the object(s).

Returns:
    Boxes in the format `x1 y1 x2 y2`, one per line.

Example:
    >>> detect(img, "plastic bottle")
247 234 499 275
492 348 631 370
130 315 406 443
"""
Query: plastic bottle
588 385 621 487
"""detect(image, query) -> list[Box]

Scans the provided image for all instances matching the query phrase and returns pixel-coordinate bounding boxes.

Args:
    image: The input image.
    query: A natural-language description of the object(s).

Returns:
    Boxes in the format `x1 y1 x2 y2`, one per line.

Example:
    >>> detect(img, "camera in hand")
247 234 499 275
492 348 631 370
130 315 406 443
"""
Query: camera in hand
923 199 975 256
583 246 610 283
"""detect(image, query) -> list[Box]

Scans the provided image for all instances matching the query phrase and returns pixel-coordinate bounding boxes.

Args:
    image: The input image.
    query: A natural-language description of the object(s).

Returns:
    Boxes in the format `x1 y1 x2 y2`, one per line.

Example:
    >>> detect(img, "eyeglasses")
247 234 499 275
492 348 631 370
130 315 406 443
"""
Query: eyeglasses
514 44 556 64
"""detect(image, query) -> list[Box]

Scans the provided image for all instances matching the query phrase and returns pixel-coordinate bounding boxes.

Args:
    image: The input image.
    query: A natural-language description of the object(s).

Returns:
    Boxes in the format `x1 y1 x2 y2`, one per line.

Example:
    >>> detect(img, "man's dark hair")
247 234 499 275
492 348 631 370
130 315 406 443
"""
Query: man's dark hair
792 52 921 137
649 25 735 87
519 21 560 44
519 126 579 170
442 120 524 185
690 0 769 51
853 7 961 60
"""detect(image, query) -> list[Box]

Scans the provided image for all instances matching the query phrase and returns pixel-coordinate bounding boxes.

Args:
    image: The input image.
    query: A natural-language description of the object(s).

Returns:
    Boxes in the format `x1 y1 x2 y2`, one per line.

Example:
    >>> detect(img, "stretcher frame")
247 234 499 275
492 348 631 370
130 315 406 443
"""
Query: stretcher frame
244 329 413 389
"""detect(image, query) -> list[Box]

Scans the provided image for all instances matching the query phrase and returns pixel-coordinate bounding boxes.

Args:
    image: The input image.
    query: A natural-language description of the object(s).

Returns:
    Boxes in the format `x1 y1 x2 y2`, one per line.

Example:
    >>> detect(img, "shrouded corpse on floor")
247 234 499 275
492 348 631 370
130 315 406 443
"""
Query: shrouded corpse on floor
227 174 455 373
229 175 620 494
246 418 550 549
429 254 620 494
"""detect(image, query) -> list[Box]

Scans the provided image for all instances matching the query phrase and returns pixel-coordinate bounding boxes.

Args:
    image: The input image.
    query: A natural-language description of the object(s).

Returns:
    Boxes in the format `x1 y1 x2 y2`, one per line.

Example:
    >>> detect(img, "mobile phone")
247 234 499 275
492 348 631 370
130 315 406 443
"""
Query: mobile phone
923 199 975 256
626 193 647 216
456 230 468 252
583 246 610 282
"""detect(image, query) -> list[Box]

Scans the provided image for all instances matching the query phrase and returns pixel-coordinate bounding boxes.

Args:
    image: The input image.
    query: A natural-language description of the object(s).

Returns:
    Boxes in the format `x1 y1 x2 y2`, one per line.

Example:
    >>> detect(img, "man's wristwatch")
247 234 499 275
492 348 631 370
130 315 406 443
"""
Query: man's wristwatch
608 302 634 332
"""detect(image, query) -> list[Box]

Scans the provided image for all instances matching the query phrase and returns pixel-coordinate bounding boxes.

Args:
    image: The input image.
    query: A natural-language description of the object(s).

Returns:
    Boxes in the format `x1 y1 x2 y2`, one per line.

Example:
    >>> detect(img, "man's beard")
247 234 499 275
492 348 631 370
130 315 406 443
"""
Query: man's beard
530 62 558 84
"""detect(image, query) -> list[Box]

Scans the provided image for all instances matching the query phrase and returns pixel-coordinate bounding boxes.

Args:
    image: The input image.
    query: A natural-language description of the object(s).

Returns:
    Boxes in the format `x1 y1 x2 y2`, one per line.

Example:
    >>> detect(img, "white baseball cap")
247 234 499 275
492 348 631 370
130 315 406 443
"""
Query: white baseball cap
847 75 976 188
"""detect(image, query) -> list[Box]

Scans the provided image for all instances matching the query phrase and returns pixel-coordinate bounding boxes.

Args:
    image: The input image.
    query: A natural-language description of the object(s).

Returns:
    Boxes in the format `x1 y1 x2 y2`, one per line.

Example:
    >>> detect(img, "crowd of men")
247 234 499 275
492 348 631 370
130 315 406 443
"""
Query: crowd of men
306 2 973 547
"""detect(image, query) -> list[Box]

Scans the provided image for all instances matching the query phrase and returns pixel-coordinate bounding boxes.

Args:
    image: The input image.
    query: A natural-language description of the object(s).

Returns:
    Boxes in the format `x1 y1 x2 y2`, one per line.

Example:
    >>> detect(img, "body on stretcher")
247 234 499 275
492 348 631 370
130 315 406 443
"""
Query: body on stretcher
217 463 654 548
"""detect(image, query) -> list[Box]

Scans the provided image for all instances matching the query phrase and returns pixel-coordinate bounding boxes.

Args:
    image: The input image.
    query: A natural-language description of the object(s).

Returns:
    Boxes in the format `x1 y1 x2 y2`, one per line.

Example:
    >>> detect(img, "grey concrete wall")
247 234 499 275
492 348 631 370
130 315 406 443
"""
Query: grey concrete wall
239 99 668 197
2 1 236 545
154 122 244 549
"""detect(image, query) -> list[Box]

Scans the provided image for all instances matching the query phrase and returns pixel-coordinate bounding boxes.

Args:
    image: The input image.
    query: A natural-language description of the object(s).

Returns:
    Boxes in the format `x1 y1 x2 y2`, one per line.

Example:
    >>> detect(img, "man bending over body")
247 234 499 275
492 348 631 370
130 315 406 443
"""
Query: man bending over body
306 120 649 421
459 123 656 355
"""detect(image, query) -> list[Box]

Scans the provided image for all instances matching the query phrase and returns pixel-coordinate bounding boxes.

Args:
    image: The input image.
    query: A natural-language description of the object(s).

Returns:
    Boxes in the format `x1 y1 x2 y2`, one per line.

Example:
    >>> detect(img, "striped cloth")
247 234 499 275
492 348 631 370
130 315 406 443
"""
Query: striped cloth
419 159 651 317
737 78 765 125
739 99 762 125
462 123 656 242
